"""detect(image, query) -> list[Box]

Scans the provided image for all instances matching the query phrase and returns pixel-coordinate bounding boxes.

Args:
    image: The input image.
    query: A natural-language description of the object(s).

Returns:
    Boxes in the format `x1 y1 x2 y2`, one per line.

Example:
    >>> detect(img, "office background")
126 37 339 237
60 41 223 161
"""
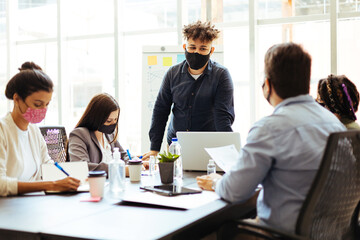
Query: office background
0 0 359 153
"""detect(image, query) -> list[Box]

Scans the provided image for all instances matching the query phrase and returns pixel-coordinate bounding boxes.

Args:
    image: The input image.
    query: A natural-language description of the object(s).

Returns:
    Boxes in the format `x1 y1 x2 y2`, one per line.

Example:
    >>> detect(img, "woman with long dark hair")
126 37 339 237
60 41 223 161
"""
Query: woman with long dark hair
68 93 129 173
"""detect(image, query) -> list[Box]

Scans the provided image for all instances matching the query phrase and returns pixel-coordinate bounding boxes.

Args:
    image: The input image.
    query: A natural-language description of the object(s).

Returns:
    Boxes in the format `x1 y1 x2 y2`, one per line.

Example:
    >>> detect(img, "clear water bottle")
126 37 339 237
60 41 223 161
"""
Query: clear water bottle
109 147 126 193
169 137 183 180
207 159 216 175
149 155 156 175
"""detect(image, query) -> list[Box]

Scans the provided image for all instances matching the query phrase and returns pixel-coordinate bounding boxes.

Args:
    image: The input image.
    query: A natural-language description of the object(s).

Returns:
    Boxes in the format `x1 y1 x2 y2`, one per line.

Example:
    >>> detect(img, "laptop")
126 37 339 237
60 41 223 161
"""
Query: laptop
177 132 241 172
41 161 90 192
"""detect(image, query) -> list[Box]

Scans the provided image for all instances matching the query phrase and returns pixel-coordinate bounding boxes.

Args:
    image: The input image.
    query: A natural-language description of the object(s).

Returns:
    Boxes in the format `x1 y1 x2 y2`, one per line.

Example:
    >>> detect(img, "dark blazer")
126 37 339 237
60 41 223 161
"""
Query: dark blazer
68 127 128 173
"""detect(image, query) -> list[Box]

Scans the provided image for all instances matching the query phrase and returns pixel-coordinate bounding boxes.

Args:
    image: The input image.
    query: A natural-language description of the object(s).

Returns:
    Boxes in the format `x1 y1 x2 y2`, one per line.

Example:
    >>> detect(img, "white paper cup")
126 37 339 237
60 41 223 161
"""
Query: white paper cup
128 160 142 182
88 171 107 198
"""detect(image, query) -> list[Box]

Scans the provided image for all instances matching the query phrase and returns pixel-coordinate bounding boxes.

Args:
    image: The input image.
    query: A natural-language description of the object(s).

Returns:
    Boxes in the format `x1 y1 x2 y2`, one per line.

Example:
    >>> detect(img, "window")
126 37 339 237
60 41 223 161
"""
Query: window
0 1 6 114
223 26 250 144
17 0 57 41
122 0 176 32
258 0 330 19
62 38 115 131
2 0 359 153
338 18 360 88
62 0 114 37
339 0 360 12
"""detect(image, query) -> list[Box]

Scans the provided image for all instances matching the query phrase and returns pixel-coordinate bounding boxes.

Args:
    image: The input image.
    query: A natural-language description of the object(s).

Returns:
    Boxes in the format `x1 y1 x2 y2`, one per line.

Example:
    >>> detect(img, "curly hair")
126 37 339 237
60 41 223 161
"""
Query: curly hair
182 20 220 43
317 74 359 121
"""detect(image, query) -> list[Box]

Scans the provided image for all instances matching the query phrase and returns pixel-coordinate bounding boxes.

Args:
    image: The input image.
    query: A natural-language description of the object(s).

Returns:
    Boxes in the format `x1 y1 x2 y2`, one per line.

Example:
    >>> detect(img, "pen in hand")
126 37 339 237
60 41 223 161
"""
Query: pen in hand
54 162 70 176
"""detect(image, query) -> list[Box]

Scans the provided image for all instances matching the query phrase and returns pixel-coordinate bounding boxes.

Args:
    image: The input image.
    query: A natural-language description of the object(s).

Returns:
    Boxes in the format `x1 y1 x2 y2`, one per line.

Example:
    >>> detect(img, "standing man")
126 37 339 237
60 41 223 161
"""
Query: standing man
143 21 235 158
197 43 346 234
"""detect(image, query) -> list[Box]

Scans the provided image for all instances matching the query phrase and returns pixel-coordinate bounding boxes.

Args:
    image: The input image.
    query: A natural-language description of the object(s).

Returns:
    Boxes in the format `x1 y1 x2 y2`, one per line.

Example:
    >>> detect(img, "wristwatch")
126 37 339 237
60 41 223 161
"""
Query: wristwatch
211 178 218 191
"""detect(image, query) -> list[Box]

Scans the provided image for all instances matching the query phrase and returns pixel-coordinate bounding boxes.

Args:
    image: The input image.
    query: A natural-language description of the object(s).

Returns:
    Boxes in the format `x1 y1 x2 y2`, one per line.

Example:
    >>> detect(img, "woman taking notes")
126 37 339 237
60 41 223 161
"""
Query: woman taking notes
0 62 80 196
68 93 129 173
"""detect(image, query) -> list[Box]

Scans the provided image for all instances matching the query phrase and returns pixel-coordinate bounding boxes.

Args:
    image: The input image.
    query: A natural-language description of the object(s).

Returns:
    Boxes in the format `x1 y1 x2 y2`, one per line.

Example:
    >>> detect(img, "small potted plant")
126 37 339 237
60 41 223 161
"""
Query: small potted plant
157 151 180 184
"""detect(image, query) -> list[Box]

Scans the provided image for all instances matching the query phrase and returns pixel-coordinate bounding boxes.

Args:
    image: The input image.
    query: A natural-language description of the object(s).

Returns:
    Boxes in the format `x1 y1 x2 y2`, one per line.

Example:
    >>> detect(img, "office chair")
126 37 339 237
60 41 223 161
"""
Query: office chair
39 126 68 162
217 131 360 240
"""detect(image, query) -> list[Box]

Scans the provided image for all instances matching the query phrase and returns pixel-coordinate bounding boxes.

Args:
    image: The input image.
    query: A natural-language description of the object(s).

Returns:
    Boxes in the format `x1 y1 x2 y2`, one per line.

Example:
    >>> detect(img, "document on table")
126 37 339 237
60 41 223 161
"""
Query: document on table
204 144 240 172
41 162 90 192
121 189 220 210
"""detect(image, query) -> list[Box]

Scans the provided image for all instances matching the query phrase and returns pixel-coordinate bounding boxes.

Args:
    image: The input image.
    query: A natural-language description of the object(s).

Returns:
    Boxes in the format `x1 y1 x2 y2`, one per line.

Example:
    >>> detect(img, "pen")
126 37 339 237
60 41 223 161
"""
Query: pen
54 162 70 176
126 149 132 160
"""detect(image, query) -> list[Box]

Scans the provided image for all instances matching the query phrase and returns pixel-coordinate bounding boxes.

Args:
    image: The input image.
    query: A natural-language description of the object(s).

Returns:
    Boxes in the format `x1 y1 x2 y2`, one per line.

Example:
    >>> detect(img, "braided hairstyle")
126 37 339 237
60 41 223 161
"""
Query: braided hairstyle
317 74 359 121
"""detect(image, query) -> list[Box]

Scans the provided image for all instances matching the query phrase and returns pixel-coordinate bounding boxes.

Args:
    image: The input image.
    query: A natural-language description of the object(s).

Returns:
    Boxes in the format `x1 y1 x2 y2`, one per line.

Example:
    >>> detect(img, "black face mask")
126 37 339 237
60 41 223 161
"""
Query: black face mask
262 80 272 104
185 49 211 70
98 123 116 134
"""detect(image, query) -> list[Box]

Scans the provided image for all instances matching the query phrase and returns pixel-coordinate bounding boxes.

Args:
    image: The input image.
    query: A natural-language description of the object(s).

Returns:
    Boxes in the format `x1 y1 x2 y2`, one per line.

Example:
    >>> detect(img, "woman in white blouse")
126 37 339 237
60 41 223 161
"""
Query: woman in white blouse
0 62 80 196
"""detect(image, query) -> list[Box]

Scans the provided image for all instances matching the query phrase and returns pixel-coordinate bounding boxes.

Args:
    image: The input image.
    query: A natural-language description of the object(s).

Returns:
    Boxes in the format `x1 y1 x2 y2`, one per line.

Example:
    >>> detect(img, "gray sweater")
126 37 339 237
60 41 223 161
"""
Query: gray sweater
68 127 128 173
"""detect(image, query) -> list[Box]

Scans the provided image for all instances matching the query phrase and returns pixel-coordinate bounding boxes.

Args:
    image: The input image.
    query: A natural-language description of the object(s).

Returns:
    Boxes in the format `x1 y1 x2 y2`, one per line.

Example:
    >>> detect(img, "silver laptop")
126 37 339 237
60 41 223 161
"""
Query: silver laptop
177 132 241 171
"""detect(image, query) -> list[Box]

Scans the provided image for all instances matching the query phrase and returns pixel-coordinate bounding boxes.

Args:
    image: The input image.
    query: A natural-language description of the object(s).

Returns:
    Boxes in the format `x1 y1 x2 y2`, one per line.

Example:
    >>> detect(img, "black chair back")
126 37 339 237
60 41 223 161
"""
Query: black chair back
39 126 68 162
296 131 360 240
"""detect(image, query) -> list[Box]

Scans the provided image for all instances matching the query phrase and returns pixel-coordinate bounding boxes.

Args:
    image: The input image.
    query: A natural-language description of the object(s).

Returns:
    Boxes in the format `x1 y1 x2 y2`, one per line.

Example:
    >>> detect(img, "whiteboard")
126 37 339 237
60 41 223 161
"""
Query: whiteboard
141 45 224 153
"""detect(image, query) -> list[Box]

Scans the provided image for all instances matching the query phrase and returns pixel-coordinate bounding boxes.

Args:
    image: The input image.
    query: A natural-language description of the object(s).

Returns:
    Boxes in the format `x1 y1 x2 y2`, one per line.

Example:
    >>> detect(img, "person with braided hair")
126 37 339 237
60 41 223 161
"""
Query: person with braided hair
317 74 360 130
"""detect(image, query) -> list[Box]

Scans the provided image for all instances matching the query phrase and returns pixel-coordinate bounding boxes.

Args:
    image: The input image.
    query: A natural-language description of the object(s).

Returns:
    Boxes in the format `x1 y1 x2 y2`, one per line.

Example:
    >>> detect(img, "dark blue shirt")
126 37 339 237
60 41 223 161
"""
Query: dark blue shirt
149 59 235 151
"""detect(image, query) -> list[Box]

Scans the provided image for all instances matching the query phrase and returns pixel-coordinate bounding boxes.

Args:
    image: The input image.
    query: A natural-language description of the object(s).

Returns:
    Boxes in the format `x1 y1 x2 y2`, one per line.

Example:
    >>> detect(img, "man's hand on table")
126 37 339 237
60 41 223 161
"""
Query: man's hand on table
196 173 222 191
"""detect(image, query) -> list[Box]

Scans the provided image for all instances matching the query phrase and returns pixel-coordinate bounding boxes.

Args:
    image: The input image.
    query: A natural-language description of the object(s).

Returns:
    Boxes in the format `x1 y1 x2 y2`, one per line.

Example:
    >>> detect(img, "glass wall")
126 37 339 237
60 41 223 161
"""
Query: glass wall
17 0 57 41
0 1 6 114
1 0 360 153
123 0 177 31
62 0 114 37
338 18 360 86
257 21 331 118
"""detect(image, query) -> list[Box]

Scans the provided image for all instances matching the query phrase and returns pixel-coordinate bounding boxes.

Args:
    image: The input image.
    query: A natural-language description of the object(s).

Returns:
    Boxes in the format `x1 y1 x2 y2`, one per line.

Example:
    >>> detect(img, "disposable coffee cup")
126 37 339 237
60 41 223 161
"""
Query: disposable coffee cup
88 171 107 198
128 159 142 182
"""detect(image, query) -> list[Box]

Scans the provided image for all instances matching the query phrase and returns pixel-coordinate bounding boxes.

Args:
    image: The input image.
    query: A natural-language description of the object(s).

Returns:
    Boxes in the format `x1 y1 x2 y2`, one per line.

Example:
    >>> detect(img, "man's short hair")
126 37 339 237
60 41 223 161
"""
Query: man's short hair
182 20 220 43
264 43 312 99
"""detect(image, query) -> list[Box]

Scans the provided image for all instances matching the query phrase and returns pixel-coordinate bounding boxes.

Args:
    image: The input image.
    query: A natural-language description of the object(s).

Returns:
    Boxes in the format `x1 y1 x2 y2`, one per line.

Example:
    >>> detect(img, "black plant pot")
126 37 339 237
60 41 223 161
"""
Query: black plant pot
158 162 174 184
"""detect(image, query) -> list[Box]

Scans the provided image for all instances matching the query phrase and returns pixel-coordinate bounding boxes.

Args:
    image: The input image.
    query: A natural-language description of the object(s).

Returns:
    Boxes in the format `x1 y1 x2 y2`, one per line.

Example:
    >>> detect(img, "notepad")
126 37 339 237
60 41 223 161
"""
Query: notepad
41 162 90 192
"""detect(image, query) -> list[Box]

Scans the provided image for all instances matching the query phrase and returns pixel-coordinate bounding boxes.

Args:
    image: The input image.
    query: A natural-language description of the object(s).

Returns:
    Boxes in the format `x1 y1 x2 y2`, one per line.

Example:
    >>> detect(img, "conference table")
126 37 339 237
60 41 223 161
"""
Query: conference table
0 172 257 240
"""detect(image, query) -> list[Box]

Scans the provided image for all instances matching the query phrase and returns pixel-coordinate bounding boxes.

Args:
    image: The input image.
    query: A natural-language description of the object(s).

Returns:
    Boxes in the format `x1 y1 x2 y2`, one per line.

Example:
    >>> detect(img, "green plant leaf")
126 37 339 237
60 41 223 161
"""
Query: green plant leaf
157 151 180 163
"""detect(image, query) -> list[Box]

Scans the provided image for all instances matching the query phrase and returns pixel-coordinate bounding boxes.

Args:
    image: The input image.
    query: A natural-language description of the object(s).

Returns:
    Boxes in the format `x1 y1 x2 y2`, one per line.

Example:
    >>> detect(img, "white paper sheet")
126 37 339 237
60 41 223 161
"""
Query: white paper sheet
41 162 90 192
204 144 240 172
122 189 220 210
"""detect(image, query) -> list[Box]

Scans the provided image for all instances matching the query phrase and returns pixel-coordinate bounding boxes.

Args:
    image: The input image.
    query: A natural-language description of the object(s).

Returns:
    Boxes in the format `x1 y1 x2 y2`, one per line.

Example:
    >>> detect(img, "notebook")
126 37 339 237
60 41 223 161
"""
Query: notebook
41 161 90 192
176 132 241 171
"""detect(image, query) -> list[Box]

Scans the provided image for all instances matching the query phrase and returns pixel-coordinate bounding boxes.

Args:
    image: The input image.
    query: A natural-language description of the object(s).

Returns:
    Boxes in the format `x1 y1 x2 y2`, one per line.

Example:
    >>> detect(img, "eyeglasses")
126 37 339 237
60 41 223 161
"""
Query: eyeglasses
186 46 211 55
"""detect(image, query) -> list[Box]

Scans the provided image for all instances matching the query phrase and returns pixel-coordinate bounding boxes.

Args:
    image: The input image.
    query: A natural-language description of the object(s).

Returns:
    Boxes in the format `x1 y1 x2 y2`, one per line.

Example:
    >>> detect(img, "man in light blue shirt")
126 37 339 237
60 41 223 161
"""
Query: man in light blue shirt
197 43 346 233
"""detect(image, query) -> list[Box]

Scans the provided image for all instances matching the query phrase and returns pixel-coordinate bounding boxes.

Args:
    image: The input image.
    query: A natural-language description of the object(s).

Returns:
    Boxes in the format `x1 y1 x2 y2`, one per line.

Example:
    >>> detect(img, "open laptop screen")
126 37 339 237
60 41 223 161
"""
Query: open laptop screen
177 132 241 172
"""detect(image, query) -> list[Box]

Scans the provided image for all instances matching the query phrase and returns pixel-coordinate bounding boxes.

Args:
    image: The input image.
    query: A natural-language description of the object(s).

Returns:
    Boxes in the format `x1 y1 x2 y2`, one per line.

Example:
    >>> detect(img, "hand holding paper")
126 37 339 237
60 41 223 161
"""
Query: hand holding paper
205 144 240 172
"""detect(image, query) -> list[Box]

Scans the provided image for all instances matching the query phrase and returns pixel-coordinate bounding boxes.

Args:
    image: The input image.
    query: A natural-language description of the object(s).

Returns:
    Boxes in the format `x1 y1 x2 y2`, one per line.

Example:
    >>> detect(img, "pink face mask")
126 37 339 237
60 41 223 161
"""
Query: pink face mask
22 107 47 124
